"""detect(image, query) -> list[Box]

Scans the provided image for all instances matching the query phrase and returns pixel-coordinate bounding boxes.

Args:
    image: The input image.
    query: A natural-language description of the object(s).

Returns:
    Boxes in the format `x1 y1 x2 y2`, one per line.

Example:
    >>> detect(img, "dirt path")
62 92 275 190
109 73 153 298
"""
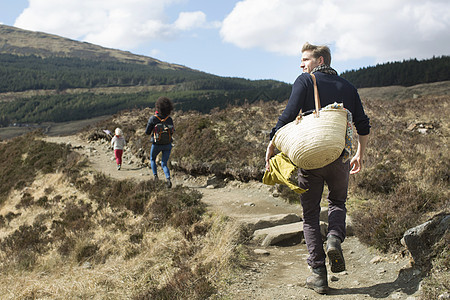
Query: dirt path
44 135 422 300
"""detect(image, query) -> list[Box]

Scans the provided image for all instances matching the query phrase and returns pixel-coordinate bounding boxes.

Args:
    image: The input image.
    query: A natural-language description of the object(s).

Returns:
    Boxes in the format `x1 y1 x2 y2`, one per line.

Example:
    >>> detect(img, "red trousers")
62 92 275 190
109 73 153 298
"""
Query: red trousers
114 149 123 165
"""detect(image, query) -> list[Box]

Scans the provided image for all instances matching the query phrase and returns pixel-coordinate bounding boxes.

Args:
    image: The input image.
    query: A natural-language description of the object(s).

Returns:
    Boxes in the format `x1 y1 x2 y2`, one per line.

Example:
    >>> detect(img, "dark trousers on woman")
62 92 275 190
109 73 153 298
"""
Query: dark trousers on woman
297 155 350 268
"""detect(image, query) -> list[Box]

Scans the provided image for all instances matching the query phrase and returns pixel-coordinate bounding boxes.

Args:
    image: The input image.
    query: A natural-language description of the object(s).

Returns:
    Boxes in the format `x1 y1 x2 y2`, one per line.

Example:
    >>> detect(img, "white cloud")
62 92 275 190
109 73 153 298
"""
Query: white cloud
14 0 211 50
174 11 206 30
221 0 450 64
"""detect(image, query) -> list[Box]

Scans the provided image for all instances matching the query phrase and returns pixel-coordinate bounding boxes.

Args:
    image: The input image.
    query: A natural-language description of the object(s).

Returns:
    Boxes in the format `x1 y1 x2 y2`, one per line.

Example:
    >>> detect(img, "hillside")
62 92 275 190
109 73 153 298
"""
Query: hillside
1 24 448 128
0 81 448 299
0 25 291 126
0 24 184 69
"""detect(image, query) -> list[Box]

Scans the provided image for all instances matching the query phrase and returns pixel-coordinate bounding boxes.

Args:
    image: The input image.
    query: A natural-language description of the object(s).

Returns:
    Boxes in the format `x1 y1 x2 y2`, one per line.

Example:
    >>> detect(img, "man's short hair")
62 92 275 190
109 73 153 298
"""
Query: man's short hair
302 42 332 66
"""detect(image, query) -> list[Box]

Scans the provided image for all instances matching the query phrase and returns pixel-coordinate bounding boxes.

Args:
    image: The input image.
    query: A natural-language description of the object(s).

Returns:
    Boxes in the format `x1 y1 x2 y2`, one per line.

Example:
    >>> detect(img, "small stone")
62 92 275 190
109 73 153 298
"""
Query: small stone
254 249 270 256
329 275 339 282
417 128 428 134
82 262 92 269
438 292 450 299
370 256 383 264
391 292 402 299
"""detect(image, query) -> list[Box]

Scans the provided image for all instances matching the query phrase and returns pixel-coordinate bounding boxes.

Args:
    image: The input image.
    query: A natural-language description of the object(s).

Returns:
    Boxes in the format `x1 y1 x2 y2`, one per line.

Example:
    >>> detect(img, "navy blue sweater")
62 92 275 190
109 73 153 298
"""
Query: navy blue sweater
270 72 371 139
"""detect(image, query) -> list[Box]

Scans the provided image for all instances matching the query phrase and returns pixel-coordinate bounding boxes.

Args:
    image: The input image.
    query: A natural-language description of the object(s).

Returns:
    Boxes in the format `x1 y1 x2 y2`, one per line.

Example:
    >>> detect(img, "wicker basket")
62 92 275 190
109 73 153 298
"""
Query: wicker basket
272 74 348 170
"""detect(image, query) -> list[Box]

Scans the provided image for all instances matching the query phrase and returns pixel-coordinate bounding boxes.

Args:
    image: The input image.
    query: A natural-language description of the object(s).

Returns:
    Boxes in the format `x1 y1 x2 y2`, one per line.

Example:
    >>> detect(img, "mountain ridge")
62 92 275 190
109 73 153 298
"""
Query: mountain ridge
0 24 292 124
0 24 188 71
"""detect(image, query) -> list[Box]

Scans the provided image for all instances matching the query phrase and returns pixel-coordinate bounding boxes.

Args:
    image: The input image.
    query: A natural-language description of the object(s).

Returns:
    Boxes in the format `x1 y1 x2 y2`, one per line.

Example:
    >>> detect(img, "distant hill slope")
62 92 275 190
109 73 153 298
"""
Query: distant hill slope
2 24 447 126
0 24 185 70
0 25 291 125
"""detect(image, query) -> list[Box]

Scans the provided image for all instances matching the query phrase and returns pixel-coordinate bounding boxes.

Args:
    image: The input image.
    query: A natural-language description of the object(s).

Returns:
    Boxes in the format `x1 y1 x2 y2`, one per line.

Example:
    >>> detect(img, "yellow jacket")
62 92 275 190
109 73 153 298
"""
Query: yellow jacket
262 153 307 194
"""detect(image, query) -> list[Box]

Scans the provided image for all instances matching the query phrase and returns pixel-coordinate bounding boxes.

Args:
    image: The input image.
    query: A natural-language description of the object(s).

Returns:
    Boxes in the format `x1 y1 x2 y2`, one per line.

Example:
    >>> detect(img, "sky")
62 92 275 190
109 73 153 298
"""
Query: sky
0 0 449 83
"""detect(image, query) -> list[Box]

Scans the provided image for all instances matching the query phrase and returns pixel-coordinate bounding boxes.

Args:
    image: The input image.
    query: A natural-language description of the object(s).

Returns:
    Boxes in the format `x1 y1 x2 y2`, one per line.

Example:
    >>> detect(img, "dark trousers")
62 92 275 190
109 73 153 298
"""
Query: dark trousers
298 156 350 268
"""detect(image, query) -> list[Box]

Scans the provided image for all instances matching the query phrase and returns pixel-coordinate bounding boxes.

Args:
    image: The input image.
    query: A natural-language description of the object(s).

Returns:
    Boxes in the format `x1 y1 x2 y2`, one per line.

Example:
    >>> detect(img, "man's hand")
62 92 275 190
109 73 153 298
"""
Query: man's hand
350 134 369 175
265 141 275 171
350 155 362 174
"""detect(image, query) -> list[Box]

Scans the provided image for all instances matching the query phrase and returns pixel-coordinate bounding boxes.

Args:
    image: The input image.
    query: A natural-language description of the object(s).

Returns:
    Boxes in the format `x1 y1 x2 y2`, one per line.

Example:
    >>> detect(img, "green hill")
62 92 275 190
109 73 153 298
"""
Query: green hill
0 25 291 125
1 24 448 126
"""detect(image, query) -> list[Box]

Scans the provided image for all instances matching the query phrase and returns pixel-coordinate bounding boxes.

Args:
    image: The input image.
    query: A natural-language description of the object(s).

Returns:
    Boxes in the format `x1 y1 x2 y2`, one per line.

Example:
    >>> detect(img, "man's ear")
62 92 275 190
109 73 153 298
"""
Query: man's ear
318 56 325 65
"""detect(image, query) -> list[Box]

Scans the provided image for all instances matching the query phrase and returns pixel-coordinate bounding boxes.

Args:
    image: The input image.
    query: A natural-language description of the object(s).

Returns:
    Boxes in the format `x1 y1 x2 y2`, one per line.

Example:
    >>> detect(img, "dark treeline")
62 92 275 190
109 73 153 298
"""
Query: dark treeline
0 53 292 125
0 54 284 93
0 87 291 125
3 53 447 125
341 56 450 88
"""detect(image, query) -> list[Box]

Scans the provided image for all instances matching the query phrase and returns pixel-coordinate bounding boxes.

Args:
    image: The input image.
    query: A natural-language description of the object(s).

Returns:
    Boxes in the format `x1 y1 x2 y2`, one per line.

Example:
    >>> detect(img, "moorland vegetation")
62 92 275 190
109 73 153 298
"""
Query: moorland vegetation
1 87 447 298
0 24 448 299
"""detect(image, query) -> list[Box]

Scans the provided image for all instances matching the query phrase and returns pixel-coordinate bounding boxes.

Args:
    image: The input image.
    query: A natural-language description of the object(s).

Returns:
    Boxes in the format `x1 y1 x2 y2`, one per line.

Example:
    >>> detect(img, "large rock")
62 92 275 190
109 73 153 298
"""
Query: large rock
242 213 301 234
401 213 449 267
253 222 304 247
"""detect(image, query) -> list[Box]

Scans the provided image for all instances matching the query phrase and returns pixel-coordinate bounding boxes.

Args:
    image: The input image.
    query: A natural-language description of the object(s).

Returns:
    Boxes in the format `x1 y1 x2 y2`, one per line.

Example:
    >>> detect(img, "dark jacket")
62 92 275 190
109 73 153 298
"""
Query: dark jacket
270 72 371 139
145 113 175 144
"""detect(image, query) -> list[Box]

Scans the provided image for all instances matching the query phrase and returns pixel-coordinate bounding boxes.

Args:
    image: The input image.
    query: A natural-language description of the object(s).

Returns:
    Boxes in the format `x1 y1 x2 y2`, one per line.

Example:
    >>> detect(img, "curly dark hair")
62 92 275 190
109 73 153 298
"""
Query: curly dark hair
155 96 174 117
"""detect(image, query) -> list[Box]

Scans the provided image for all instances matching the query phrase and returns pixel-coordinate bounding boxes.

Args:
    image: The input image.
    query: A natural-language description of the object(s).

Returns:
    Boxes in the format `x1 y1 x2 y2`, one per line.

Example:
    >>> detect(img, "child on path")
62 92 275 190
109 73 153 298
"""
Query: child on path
111 128 126 170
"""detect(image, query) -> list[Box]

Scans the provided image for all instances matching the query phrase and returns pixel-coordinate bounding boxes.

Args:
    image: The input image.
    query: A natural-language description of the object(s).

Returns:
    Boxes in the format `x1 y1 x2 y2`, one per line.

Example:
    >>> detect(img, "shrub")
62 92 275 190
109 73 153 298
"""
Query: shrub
75 242 99 263
136 264 216 300
0 223 51 270
420 233 449 299
348 95 449 253
15 192 34 209
58 201 94 232
148 186 204 231
0 133 83 205
356 163 401 194
351 183 446 252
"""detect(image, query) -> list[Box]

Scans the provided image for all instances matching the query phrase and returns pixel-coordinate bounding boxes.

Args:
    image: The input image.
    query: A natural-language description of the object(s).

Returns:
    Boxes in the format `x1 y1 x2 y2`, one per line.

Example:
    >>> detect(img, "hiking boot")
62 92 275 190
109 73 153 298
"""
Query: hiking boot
306 265 329 294
327 235 346 273
166 179 172 188
153 174 159 181
117 164 121 170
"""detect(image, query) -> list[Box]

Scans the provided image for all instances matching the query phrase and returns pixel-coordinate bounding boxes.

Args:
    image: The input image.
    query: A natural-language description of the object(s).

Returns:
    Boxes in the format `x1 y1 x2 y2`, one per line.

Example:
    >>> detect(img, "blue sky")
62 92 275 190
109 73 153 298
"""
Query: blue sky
1 0 449 83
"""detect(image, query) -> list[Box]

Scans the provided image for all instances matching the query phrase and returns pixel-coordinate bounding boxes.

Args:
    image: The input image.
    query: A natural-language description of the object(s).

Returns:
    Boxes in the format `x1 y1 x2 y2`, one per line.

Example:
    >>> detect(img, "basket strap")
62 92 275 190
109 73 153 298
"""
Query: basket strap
310 74 321 115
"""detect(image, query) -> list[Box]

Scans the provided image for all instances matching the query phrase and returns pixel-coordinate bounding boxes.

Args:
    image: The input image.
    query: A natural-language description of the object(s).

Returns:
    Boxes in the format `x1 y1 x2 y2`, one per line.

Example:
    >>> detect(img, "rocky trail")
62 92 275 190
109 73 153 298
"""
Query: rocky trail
44 135 422 300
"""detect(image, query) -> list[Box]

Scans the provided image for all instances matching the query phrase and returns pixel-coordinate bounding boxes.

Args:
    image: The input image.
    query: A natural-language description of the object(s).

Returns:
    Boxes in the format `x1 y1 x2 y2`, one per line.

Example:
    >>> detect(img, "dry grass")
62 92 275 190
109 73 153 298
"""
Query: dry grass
0 82 448 299
0 214 242 299
2 127 276 298
0 136 244 299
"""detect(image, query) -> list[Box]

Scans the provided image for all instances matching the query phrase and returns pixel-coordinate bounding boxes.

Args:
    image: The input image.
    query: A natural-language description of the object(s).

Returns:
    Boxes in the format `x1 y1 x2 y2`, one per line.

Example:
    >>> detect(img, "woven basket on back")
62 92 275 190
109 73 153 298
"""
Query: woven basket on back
272 74 348 170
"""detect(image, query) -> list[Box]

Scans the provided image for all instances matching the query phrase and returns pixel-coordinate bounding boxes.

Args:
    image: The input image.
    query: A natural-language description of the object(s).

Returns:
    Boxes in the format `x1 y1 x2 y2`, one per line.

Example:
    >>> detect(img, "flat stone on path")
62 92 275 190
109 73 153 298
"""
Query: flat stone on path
242 213 301 233
253 222 304 247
